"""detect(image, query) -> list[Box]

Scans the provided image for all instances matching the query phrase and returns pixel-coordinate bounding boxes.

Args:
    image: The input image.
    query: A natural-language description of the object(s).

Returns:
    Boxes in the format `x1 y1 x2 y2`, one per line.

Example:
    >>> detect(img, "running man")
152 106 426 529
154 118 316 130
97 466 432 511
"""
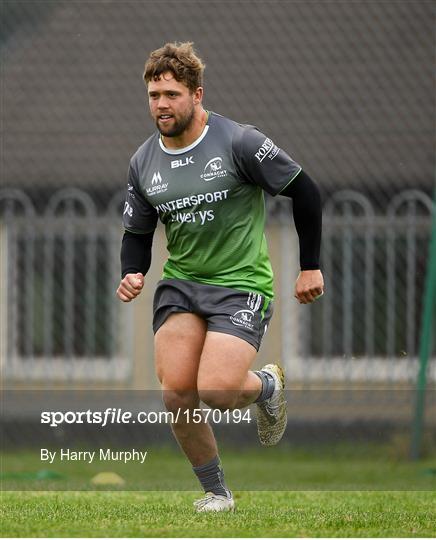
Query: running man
117 42 324 512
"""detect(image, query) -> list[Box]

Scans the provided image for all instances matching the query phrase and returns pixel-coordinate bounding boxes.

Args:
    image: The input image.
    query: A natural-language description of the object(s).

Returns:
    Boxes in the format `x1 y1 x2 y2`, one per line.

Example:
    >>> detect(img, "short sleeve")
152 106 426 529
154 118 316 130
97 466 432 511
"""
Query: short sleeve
233 126 302 196
122 160 158 234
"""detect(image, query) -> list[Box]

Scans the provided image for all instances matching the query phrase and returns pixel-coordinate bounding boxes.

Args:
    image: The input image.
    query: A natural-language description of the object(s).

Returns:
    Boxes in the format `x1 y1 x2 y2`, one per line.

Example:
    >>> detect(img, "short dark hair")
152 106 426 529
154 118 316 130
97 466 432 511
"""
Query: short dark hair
143 42 205 93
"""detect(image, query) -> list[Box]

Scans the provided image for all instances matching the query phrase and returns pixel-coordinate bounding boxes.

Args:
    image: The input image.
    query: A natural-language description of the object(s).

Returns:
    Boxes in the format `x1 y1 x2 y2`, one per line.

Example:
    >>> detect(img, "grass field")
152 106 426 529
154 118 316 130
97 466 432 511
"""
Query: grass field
2 490 435 537
1 446 435 537
2 444 436 491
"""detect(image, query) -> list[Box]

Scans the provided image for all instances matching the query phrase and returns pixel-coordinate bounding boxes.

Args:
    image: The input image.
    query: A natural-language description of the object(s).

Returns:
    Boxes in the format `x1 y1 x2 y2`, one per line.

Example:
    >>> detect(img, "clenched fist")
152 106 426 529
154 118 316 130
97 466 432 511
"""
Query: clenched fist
294 269 324 304
116 273 144 302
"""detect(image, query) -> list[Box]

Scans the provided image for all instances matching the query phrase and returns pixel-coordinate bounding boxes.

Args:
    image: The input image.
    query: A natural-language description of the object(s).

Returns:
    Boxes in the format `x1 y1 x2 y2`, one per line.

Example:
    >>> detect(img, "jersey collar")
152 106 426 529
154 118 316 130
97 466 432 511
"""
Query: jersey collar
158 111 210 155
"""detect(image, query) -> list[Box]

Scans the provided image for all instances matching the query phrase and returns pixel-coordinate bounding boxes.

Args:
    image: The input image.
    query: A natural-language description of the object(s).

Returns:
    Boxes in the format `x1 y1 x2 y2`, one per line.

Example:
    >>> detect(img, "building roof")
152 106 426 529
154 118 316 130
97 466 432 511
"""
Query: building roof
2 1 434 204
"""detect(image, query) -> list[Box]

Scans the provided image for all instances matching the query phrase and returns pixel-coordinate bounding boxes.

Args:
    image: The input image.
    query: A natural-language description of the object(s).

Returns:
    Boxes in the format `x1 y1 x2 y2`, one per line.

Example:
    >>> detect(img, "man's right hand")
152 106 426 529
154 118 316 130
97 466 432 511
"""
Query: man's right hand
116 272 144 302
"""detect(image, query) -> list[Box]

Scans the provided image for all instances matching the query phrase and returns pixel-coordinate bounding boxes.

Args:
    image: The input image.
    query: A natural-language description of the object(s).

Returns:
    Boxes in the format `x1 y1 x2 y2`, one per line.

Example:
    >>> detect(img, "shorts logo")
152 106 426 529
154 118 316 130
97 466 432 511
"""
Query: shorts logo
255 137 280 162
230 309 255 331
201 157 228 181
147 171 168 196
247 292 262 311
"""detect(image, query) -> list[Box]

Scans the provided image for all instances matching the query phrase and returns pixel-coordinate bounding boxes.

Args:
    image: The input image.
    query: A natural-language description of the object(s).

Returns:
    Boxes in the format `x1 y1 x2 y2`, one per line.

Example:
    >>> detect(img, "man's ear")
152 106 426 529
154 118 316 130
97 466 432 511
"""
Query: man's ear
193 86 203 105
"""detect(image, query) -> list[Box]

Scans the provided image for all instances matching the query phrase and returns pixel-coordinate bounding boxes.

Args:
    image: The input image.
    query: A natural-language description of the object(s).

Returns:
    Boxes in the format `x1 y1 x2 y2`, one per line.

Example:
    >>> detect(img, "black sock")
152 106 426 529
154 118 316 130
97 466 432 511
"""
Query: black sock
193 455 230 497
254 370 275 402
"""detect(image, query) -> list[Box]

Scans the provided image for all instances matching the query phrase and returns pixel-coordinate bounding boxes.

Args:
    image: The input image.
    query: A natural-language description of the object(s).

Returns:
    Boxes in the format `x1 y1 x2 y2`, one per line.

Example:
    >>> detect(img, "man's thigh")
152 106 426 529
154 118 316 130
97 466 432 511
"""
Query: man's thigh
154 279 273 352
155 312 207 391
197 331 257 391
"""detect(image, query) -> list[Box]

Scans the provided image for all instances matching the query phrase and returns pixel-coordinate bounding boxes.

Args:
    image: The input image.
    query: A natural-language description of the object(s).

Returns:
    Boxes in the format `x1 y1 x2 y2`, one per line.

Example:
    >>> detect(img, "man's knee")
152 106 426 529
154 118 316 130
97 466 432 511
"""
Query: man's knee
162 389 199 414
198 387 240 411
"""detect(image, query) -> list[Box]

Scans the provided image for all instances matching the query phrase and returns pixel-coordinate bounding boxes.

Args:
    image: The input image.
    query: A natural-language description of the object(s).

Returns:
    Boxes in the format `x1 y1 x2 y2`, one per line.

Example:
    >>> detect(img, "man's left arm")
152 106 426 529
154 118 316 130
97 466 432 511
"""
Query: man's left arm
232 127 324 303
280 170 324 304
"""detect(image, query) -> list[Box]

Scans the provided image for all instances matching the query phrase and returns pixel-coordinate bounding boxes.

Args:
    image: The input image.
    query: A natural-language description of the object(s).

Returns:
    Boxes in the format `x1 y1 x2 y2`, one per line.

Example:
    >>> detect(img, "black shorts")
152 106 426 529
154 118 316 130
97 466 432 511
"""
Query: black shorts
153 279 274 351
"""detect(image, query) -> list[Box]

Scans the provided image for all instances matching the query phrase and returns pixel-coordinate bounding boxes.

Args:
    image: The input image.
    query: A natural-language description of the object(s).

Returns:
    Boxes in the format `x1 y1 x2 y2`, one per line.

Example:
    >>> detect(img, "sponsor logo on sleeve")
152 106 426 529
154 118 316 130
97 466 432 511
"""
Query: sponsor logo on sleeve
127 183 135 199
255 137 280 162
146 172 169 196
201 157 228 181
123 201 133 217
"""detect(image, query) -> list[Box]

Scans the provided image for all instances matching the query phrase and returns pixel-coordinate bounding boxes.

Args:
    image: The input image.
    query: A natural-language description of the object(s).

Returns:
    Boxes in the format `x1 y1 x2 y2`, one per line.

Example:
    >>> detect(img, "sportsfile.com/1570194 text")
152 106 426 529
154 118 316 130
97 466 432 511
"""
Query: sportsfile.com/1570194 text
40 408 252 427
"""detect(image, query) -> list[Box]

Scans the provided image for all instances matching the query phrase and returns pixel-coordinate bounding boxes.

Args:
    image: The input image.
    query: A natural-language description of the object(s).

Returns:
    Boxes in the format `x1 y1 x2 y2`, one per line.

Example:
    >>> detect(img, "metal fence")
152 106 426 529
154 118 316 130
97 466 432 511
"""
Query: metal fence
0 188 133 381
1 188 434 385
276 189 435 383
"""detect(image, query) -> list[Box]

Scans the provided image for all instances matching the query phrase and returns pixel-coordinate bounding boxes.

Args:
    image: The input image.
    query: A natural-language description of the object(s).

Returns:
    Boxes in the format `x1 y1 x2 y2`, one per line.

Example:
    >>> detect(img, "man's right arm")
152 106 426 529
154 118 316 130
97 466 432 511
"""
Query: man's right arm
117 157 158 302
121 230 154 278
117 230 154 302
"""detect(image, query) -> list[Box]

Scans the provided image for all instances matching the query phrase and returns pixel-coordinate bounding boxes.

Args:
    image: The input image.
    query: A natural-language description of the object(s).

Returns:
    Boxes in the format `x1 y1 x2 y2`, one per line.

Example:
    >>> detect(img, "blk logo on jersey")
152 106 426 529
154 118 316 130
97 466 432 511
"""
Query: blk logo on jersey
201 156 228 181
147 171 168 196
171 156 194 169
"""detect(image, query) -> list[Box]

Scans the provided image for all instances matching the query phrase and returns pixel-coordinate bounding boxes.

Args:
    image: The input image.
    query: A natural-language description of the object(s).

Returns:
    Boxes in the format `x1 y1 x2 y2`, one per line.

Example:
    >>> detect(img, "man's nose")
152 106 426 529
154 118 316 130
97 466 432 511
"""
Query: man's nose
157 95 170 109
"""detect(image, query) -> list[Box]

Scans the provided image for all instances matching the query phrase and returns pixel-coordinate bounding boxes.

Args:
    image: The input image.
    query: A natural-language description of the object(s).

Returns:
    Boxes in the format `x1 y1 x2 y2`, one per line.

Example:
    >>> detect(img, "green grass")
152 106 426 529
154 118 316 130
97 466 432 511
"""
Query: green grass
1 490 435 537
1 446 435 536
2 445 436 491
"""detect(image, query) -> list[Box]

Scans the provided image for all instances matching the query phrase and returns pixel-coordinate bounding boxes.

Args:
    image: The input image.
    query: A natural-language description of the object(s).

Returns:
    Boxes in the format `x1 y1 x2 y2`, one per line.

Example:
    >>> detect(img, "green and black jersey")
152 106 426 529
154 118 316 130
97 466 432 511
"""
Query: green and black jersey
122 111 301 299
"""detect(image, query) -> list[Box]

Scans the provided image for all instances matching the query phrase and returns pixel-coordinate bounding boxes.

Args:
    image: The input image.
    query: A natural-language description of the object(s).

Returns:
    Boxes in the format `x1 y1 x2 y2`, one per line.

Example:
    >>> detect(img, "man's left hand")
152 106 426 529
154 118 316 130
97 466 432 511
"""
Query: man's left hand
294 269 324 304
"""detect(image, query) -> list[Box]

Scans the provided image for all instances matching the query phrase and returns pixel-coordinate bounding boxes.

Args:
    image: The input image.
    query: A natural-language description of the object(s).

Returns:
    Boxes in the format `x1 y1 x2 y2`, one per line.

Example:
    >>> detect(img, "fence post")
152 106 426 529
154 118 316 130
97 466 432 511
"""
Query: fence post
411 190 436 460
